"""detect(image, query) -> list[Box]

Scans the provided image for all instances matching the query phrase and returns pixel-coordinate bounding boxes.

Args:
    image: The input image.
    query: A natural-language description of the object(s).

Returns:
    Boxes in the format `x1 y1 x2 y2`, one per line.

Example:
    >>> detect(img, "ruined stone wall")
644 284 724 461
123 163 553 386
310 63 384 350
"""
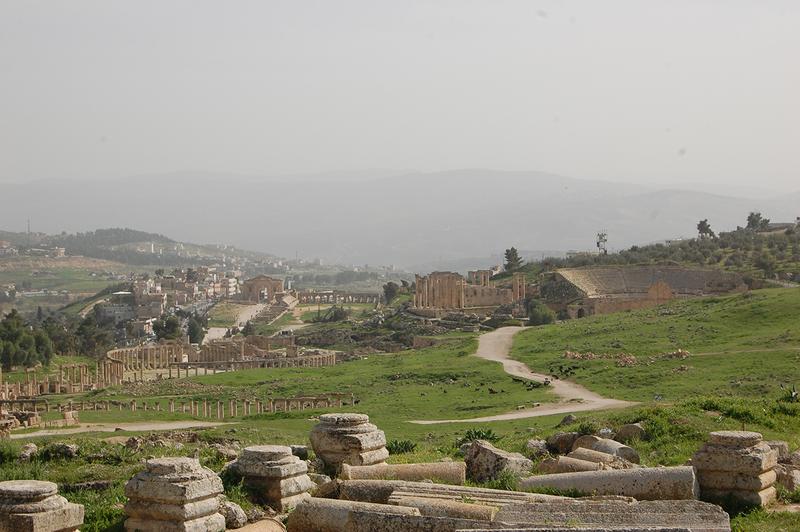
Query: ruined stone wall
464 285 513 307
241 276 285 303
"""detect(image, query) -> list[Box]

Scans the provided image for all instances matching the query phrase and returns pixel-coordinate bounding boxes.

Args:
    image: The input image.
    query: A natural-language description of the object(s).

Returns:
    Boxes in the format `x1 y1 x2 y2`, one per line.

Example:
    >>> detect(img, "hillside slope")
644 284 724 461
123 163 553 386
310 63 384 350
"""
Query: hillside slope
511 288 800 402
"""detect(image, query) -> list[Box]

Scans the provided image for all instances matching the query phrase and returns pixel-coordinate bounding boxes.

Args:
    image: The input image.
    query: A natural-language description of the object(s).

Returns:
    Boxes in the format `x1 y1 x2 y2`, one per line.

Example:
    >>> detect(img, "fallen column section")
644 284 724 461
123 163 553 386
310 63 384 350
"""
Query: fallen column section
286 498 421 532
339 462 466 484
0 480 84 532
518 466 699 500
123 457 225 532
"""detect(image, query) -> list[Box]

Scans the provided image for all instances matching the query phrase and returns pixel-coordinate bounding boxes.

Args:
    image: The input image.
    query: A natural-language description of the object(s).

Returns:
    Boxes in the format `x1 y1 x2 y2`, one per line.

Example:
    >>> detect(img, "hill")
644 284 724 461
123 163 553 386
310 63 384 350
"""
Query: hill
510 288 800 402
1 170 797 266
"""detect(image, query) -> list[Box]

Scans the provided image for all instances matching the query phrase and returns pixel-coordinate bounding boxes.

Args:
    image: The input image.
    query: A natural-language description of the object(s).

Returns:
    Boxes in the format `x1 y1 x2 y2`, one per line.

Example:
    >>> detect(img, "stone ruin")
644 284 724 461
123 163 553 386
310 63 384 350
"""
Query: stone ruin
124 457 225 532
228 445 314 512
0 480 84 532
693 430 778 508
310 413 388 470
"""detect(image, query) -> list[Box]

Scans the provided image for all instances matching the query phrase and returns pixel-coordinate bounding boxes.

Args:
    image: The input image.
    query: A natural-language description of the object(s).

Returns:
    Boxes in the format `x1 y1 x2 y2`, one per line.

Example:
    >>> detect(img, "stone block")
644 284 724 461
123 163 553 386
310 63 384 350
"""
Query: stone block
309 413 388 469
124 457 224 532
701 486 777 508
775 464 800 491
764 440 790 462
696 469 776 491
228 445 314 512
339 462 465 484
538 456 602 474
465 440 533 482
0 480 84 532
545 432 578 455
614 423 647 443
519 466 699 501
388 495 497 520
567 447 616 464
692 443 778 475
708 431 762 449
286 498 420 532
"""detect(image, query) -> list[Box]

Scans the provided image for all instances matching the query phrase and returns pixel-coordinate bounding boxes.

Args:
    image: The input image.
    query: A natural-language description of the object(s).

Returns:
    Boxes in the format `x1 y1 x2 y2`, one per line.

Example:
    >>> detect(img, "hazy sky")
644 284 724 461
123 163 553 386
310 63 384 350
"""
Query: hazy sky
1 1 798 191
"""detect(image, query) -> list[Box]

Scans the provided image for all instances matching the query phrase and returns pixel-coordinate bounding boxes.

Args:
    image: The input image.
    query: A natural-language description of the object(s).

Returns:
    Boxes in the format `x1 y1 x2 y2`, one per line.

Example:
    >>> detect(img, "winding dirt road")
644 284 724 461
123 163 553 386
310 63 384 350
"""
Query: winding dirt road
411 326 635 424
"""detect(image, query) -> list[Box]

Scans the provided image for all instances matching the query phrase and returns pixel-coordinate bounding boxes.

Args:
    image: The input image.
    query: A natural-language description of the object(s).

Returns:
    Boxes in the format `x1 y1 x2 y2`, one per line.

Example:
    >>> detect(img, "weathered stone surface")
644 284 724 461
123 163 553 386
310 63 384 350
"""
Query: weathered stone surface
524 439 548 459
519 466 699 501
18 443 38 462
340 462 465 484
567 447 616 464
46 443 79 459
233 519 286 532
290 445 309 460
0 480 84 532
702 486 776 507
286 498 420 532
228 446 313 512
557 414 578 427
692 443 777 475
764 440 790 463
696 469 777 491
220 500 247 529
538 456 602 474
708 430 763 449
124 457 224 532
309 473 332 486
774 464 800 491
388 495 497 520
465 440 533 482
335 479 563 505
491 499 730 530
545 432 578 455
615 423 647 443
789 450 800 467
573 437 640 464
309 413 388 469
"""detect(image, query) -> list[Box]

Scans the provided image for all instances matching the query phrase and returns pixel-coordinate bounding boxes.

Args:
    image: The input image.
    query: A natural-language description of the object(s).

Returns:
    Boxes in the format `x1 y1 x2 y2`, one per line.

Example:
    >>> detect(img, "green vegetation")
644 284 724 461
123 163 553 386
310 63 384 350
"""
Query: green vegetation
0 309 55 369
207 302 249 328
511 288 800 402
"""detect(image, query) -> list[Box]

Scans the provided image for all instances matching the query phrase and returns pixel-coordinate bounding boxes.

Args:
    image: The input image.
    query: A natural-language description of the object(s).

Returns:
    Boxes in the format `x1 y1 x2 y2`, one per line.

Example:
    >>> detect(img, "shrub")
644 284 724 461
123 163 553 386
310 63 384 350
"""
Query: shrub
387 439 417 454
527 300 555 326
456 428 499 446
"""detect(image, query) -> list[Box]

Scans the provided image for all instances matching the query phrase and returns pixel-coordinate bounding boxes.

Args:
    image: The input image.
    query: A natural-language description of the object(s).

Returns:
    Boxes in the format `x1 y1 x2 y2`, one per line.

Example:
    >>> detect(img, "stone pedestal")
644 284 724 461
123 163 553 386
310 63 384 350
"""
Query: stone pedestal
0 480 84 532
124 457 225 532
693 430 778 508
309 413 388 470
229 445 313 512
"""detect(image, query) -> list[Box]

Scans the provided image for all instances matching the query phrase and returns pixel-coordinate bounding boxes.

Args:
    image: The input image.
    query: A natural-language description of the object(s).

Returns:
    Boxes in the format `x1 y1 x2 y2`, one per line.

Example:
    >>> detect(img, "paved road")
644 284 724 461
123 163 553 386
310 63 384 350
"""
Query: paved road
411 326 635 424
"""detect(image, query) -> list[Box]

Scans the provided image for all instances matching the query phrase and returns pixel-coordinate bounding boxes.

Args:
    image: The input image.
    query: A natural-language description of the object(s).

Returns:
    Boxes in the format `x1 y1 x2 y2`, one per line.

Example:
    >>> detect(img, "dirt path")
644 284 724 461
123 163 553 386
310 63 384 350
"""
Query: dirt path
411 326 635 424
204 303 268 344
12 420 229 439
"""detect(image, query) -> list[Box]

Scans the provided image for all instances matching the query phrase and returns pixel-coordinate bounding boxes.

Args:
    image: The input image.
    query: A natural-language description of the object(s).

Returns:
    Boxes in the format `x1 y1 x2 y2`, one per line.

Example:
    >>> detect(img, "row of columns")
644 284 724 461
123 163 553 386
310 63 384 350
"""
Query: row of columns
414 273 466 309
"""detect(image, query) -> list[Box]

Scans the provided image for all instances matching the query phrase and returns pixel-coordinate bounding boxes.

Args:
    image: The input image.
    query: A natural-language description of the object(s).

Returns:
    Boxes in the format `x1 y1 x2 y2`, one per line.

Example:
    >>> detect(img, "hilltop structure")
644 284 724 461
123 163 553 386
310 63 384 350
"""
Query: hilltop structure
411 270 527 317
542 266 745 318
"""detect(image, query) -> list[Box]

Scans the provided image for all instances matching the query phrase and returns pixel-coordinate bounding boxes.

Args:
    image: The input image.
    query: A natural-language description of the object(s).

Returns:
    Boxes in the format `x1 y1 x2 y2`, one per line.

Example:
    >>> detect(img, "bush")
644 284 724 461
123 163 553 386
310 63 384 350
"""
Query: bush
387 439 417 454
456 428 499 446
527 300 555 326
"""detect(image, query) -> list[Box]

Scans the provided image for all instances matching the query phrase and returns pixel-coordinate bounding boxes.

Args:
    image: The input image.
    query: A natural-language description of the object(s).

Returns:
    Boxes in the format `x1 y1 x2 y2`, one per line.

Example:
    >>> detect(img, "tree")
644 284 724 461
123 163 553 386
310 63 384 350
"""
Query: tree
697 219 716 239
383 282 400 304
187 316 206 344
746 212 770 231
527 299 555 326
153 316 182 341
504 247 523 271
240 321 255 337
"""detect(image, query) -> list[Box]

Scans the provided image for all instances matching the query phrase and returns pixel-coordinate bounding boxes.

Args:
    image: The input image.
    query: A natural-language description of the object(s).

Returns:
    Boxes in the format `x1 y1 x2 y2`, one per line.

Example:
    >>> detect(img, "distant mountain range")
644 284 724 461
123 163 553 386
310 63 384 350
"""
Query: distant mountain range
1 170 797 268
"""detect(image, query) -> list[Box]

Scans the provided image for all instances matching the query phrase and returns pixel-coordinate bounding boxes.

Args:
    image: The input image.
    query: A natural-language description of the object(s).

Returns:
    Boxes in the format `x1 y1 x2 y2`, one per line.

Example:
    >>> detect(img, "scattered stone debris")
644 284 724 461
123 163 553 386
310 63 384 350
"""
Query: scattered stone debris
220 499 248 529
615 422 648 443
545 431 578 454
340 462 466 484
18 442 38 462
465 440 533 482
524 439 548 459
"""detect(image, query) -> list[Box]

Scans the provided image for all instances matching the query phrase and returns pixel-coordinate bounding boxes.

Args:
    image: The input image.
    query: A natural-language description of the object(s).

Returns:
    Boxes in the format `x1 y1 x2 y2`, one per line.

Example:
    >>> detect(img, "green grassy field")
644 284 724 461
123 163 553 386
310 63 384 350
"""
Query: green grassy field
4 289 800 530
511 289 800 403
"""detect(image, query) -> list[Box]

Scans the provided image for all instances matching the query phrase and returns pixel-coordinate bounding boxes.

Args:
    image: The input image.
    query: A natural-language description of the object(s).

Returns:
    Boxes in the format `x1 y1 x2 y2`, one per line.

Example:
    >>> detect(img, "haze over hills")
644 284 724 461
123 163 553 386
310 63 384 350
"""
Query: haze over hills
1 170 797 268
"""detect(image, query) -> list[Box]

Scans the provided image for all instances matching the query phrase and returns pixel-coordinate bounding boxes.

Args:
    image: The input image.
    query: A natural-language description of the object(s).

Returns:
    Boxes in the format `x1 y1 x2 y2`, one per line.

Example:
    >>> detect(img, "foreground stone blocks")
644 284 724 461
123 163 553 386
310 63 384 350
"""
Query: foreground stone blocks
339 462 465 484
0 480 84 532
286 498 421 532
465 440 533 482
693 430 778 508
229 445 314 512
124 457 225 532
519 466 699 501
310 413 388 469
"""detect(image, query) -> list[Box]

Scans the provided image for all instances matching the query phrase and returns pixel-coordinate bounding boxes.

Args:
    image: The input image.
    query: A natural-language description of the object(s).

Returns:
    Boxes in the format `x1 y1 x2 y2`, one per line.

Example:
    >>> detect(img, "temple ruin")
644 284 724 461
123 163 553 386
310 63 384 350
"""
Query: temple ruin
412 271 527 317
